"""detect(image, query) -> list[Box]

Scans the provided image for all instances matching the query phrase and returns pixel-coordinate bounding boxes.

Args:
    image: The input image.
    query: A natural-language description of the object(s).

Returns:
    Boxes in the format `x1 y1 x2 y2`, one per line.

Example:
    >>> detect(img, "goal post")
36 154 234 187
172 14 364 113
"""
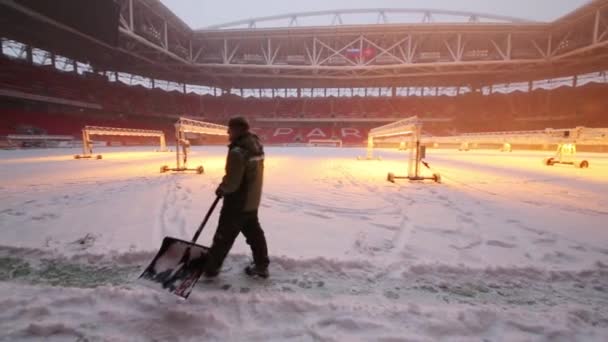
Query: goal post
6 134 75 148
307 138 343 147
75 126 169 160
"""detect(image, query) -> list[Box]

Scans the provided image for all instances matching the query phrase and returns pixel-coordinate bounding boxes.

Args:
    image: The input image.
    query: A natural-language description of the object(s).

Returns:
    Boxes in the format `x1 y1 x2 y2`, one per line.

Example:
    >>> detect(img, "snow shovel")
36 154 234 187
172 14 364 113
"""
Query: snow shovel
138 196 221 299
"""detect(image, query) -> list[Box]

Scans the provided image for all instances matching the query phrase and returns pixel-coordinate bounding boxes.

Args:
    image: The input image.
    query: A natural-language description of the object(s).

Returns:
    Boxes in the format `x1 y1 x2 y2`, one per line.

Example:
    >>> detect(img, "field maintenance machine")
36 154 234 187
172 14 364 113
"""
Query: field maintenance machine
541 127 599 168
427 126 608 168
363 116 441 183
543 143 587 168
160 117 228 174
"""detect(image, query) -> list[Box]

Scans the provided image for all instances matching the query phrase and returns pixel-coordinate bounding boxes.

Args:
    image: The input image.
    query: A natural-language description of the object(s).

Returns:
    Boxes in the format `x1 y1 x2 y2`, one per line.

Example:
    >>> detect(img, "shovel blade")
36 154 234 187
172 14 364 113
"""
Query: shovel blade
138 237 209 299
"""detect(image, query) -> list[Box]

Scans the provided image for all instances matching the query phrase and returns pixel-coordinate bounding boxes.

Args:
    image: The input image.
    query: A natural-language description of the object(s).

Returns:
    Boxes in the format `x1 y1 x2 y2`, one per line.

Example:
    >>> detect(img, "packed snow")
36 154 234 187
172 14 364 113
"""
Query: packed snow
1 146 607 341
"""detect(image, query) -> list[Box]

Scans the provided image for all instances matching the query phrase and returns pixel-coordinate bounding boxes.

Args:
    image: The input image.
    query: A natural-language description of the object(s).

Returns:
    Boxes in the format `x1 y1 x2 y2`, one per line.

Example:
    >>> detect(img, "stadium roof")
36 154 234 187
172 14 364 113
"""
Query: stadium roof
1 0 608 88
162 0 588 29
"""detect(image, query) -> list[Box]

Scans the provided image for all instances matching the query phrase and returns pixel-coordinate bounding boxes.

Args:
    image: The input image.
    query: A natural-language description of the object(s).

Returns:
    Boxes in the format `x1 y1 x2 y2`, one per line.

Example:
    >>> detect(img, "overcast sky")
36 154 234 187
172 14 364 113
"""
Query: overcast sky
161 0 591 29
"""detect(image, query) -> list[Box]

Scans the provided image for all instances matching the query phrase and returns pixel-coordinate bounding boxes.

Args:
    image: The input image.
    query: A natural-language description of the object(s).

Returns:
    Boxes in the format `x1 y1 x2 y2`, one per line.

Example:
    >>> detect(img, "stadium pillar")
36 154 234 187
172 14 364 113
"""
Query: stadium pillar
391 87 396 97
164 21 169 50
297 88 301 98
129 0 134 30
50 53 56 68
573 75 578 88
25 45 32 64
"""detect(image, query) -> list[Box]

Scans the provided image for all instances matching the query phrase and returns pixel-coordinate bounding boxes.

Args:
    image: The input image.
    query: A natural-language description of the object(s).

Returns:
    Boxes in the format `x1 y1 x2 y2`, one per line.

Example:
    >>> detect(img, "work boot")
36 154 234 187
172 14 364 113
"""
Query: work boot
202 268 219 279
244 262 269 279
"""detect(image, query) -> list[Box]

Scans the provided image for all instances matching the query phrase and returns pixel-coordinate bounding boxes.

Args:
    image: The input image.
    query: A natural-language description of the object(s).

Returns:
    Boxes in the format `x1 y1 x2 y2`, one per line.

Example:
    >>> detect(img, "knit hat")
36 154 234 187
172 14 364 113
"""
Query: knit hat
228 116 250 131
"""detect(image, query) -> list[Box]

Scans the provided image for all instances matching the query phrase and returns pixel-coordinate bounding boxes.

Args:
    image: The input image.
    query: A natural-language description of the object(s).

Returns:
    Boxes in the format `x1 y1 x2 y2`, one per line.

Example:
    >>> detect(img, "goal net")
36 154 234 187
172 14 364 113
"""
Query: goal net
307 139 343 147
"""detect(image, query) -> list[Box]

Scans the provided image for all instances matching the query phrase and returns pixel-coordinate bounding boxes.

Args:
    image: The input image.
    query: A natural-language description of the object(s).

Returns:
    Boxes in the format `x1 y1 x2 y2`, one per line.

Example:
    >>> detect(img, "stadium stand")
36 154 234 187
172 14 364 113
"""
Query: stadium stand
1 54 608 146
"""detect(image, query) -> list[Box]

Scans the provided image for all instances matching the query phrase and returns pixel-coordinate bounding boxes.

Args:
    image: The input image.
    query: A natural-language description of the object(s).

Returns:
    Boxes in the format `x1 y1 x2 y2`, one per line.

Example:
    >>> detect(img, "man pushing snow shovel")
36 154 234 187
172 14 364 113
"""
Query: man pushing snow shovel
202 116 270 279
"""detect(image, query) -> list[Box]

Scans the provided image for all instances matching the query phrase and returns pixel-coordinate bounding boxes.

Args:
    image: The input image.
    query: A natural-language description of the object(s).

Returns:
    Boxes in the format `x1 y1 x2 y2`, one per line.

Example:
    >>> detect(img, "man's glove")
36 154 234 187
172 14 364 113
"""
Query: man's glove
215 187 224 198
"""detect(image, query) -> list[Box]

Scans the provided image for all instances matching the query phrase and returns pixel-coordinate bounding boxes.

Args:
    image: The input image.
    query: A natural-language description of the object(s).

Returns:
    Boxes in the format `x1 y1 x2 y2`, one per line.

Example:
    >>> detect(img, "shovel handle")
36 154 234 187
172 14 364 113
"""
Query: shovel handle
191 196 221 243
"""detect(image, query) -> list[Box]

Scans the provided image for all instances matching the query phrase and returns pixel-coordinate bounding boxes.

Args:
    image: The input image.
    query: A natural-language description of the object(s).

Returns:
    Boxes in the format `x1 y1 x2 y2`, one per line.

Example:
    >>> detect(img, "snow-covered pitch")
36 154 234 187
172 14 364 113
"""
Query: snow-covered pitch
1 146 607 341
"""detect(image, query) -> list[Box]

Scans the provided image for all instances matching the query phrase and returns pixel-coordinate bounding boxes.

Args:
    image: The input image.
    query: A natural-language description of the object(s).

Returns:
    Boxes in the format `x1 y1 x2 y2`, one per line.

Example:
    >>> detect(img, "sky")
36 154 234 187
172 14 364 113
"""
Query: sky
161 0 591 29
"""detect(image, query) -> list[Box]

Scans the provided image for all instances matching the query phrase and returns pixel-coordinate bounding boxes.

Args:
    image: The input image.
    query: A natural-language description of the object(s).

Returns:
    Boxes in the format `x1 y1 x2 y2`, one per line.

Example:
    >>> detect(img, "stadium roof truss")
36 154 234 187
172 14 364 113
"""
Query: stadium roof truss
204 8 532 30
2 0 608 88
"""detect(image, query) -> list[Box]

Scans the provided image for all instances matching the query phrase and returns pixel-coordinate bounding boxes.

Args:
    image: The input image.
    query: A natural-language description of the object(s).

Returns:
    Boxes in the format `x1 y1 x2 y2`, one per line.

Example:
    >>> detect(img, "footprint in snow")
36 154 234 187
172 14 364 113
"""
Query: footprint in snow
533 238 556 245
354 216 371 221
541 251 578 263
304 212 332 220
486 240 517 248
6 210 26 217
383 290 399 299
31 213 59 221
371 223 400 231
450 240 482 250
459 215 476 224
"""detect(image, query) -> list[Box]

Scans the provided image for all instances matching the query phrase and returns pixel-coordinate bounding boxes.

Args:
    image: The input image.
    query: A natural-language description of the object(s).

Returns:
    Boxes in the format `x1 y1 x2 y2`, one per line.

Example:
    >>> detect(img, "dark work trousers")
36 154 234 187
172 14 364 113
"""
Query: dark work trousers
204 206 269 273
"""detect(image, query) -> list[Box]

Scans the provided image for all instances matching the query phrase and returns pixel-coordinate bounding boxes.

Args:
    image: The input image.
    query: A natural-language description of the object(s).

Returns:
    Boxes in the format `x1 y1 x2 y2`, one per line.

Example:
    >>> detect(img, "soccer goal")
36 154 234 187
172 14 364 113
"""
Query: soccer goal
7 134 75 148
307 139 343 147
74 126 169 160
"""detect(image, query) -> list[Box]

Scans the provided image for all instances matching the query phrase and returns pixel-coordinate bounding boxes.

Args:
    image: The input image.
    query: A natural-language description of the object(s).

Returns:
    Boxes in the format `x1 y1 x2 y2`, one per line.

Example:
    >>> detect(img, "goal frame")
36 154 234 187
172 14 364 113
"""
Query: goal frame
75 126 168 160
307 138 343 147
